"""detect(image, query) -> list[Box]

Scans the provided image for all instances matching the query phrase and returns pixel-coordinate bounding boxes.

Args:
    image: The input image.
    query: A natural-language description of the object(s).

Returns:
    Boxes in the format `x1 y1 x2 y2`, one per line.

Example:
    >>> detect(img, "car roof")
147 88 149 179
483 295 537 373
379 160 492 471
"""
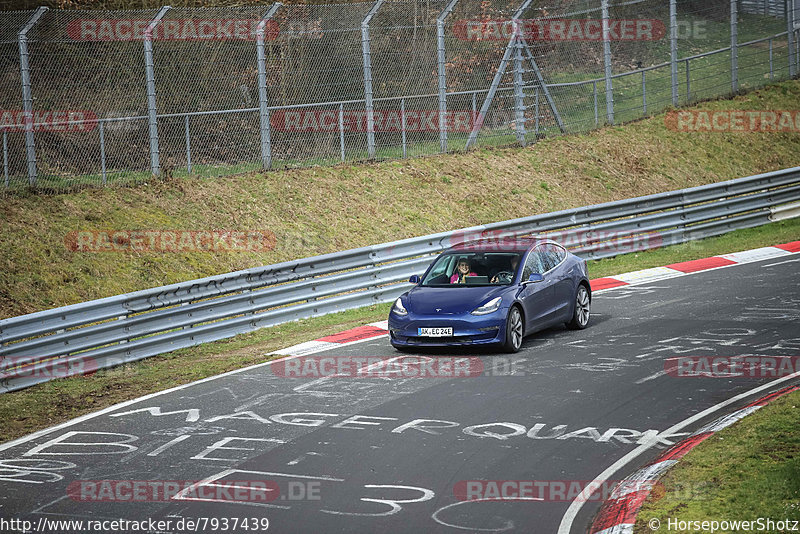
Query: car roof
444 237 552 253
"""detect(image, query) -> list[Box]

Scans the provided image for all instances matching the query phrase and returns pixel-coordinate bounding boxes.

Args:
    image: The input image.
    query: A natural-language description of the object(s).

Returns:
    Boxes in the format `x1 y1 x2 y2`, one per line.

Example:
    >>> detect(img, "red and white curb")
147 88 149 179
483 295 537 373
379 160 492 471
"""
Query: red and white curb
590 240 800 292
589 385 800 534
271 320 390 356
270 240 799 357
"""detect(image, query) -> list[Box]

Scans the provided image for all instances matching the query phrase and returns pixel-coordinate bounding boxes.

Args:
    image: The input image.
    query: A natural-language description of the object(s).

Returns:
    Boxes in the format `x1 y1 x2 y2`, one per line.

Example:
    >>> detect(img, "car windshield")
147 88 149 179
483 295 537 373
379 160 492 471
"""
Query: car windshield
421 252 522 287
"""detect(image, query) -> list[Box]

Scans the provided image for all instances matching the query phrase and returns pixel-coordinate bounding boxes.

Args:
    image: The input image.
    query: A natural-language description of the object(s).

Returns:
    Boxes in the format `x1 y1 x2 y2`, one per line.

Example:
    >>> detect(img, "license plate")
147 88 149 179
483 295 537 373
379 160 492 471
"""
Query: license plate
418 327 453 337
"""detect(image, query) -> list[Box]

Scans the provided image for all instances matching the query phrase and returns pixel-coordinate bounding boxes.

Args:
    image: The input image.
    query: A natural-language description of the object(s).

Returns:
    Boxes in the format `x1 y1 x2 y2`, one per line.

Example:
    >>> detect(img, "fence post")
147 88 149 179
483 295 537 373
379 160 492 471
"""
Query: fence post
641 70 647 115
3 128 8 189
18 7 48 187
513 34 526 146
731 0 739 93
789 0 797 77
770 37 774 79
601 0 614 125
670 0 679 106
437 0 459 153
339 103 346 162
362 0 386 159
99 120 107 185
685 59 691 101
400 98 407 158
257 3 281 170
465 0 533 149
184 115 192 174
144 6 170 177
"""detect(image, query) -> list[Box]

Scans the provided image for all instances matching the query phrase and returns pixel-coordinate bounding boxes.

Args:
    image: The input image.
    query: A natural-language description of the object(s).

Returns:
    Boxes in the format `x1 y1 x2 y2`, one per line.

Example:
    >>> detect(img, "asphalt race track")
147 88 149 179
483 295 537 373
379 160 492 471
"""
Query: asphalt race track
1 254 799 534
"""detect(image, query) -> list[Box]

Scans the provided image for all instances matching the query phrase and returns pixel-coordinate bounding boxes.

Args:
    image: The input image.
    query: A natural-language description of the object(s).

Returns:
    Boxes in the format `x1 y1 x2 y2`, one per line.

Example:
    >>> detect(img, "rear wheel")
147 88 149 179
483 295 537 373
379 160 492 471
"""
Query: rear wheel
502 306 524 353
567 285 591 330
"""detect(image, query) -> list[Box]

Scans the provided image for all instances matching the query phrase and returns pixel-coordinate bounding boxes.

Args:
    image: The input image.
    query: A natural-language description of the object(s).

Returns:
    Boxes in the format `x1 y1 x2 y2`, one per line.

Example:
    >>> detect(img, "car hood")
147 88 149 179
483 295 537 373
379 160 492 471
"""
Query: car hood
405 286 510 315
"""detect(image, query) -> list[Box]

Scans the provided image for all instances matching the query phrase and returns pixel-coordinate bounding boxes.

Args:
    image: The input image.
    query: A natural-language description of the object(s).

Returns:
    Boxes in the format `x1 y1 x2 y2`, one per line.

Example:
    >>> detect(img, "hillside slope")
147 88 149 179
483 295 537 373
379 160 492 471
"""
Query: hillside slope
1 80 800 319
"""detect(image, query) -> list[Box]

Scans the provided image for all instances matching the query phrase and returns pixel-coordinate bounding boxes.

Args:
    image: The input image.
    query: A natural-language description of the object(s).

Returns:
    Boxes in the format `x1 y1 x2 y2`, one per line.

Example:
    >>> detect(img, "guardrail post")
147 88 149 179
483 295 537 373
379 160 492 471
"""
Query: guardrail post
789 0 797 77
257 3 281 170
731 0 739 93
362 0 385 159
144 6 170 177
602 0 614 125
670 0 679 106
18 7 48 187
513 32 526 146
465 0 533 149
437 0 459 153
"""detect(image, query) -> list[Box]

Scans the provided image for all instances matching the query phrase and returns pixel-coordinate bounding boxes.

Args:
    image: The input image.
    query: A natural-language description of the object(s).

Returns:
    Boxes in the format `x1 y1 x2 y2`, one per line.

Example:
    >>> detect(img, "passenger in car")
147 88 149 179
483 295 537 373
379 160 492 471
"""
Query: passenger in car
450 258 477 284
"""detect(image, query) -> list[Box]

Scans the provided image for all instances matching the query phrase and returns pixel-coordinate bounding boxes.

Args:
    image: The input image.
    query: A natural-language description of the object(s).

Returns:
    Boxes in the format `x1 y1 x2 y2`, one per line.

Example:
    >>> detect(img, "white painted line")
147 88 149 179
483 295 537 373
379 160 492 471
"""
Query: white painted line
368 320 389 330
272 340 339 356
557 371 800 534
764 257 800 268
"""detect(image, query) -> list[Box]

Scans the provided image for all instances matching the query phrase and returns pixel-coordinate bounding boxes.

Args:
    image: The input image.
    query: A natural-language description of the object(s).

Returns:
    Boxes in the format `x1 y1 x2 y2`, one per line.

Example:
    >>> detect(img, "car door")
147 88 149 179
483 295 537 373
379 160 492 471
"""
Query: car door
545 244 573 321
518 247 554 331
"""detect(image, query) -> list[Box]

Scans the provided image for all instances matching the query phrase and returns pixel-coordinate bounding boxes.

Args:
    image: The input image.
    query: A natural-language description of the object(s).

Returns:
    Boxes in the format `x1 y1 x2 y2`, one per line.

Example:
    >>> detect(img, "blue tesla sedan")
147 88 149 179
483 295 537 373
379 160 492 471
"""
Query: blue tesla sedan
388 238 591 352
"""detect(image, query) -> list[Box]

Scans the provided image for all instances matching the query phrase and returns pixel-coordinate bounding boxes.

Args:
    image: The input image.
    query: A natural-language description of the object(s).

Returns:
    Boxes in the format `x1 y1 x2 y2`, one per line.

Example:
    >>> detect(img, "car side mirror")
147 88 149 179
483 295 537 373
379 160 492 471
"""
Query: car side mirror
522 273 544 286
409 275 421 284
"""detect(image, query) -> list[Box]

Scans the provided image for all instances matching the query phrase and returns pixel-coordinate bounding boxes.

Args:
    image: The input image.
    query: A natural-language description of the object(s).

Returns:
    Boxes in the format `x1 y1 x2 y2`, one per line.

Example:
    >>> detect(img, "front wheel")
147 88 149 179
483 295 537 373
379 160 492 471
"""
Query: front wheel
502 307 524 353
566 285 591 330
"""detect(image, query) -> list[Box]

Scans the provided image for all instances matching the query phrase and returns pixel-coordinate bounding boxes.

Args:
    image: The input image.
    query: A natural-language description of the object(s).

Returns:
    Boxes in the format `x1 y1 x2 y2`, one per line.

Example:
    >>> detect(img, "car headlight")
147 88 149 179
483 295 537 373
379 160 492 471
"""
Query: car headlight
471 296 502 316
392 297 408 316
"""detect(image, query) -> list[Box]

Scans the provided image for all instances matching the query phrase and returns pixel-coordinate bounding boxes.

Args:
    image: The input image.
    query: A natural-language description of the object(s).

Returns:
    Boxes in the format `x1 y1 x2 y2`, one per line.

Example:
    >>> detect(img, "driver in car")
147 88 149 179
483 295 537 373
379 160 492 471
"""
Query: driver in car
450 258 477 284
491 256 520 284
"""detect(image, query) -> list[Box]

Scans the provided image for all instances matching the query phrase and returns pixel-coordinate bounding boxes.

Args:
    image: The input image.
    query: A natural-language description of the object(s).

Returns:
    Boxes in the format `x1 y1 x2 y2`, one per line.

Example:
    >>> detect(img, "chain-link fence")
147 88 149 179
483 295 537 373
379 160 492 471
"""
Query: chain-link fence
1 0 798 194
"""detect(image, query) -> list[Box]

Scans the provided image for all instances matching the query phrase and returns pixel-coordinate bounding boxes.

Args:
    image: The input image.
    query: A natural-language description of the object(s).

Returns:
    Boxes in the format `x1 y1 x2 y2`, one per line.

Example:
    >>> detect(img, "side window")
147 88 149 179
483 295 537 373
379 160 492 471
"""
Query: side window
429 256 453 278
522 249 545 280
542 244 565 272
553 244 567 264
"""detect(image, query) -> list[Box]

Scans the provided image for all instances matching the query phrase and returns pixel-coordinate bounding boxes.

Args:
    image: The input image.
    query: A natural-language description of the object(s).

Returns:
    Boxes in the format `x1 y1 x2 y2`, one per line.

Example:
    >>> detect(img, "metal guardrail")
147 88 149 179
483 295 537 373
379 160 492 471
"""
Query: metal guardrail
2 166 799 392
